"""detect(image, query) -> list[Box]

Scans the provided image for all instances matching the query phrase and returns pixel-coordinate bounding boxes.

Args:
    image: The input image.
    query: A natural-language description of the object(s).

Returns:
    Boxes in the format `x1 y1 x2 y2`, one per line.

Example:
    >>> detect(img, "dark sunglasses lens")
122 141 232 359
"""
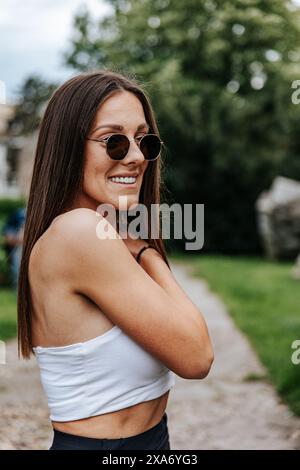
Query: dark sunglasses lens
140 134 161 160
107 134 129 160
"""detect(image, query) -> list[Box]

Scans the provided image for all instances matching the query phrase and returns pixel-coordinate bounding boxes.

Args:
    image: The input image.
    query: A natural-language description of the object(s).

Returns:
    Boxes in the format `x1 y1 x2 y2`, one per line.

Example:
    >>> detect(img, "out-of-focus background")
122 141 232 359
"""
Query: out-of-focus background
1 0 300 450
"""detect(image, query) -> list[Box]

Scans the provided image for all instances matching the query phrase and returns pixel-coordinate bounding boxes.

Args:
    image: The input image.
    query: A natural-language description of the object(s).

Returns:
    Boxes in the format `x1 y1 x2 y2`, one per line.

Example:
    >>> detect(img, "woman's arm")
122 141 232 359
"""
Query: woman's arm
123 237 214 371
136 247 214 376
50 208 214 380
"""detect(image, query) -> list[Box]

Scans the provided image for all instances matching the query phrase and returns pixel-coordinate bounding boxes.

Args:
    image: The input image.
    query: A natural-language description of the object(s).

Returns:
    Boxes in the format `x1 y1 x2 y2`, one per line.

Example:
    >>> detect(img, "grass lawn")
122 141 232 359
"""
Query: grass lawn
0 288 17 342
170 253 300 416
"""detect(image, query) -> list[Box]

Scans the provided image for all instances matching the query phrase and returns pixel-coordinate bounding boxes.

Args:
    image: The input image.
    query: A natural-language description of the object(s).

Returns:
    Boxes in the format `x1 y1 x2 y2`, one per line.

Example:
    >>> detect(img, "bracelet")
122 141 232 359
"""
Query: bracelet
136 245 155 264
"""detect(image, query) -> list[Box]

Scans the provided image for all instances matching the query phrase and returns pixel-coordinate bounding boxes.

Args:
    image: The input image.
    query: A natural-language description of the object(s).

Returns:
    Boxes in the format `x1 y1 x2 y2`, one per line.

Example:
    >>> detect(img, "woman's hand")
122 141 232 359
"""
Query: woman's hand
122 233 149 260
100 210 148 259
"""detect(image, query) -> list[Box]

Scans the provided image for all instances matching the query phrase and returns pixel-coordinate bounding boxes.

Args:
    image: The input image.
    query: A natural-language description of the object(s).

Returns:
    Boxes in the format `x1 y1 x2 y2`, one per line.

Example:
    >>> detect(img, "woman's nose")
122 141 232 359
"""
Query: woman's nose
123 139 145 163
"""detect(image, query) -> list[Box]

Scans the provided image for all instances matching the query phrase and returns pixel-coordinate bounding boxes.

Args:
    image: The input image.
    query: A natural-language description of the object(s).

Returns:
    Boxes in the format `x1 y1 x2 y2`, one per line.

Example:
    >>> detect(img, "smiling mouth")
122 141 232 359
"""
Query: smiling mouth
108 176 137 185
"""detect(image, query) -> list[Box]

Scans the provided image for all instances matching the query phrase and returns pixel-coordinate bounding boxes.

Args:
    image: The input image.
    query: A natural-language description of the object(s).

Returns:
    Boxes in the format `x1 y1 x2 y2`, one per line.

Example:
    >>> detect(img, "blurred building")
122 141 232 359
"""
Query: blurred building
0 103 21 197
0 103 35 199
256 176 300 260
16 131 38 199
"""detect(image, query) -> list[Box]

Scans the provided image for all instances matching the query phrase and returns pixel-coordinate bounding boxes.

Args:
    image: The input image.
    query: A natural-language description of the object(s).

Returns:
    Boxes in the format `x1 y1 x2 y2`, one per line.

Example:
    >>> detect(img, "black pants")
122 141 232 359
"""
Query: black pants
49 412 170 450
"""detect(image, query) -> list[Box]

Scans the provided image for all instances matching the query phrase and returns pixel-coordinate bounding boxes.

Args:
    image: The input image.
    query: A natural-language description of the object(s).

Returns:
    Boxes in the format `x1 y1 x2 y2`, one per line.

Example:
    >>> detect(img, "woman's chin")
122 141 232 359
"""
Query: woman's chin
113 196 140 211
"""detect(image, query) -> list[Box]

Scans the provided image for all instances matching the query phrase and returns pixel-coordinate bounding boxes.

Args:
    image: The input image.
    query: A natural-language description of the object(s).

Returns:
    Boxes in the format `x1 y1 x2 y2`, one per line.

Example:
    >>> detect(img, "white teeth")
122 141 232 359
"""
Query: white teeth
110 176 136 184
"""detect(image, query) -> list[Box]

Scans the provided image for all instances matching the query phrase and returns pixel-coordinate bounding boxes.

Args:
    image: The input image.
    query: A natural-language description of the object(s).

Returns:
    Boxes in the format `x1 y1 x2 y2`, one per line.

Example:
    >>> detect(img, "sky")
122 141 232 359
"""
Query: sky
0 0 112 104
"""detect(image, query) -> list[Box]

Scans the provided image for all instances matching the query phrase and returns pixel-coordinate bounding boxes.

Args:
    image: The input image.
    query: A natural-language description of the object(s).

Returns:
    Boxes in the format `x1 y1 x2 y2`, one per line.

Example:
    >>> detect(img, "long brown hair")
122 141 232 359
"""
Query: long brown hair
17 69 171 359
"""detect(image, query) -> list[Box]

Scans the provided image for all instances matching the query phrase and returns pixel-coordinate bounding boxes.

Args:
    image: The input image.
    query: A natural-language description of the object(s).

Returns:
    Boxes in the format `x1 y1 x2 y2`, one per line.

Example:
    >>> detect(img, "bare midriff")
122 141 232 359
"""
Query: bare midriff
51 390 170 439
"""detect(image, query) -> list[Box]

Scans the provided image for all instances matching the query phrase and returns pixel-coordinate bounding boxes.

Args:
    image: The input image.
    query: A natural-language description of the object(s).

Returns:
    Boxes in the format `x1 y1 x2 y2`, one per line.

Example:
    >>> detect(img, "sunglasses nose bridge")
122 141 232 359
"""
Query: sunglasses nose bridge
123 137 146 162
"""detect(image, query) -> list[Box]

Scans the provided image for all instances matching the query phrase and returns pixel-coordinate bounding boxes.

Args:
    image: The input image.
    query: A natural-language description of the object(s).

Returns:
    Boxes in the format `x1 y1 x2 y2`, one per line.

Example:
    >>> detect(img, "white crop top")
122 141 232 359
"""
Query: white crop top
33 324 176 422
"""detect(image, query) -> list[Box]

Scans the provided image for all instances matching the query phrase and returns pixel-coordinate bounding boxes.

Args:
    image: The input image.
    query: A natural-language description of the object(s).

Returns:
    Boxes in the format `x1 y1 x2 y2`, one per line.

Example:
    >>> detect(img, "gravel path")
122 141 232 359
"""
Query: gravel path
0 261 299 450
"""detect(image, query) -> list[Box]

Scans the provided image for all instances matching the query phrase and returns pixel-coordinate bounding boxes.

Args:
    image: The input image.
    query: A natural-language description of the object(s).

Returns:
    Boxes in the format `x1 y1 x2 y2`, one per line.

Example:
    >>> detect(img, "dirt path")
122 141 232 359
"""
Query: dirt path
0 261 299 449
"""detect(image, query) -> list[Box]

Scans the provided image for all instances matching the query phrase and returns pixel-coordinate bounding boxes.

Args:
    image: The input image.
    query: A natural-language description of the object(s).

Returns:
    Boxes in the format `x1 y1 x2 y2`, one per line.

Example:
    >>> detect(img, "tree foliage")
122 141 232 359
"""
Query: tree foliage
8 75 57 136
63 0 300 253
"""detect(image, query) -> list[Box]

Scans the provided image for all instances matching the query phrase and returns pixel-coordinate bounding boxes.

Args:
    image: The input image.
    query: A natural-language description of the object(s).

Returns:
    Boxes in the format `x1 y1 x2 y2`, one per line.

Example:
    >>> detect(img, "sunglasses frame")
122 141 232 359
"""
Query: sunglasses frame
86 133 163 161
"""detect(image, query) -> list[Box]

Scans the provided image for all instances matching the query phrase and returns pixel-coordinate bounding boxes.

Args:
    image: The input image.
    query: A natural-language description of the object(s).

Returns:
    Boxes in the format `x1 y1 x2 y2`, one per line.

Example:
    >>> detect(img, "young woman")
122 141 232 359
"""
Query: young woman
17 70 214 450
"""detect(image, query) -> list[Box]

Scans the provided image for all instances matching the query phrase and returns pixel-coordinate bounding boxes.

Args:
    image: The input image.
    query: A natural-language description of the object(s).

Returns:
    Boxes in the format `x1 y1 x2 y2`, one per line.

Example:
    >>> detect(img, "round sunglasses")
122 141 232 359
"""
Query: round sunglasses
86 133 163 161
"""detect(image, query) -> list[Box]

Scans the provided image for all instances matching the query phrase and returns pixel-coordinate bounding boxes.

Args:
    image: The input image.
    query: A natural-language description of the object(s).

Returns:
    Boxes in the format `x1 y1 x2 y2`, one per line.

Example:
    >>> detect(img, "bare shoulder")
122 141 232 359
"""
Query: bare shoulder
49 207 122 255
30 208 114 279
51 207 106 237
40 207 126 282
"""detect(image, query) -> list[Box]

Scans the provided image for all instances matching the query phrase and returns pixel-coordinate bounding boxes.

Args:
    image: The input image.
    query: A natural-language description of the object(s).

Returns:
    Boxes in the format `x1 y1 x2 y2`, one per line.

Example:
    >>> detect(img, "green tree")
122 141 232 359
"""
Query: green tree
8 75 57 136
64 0 300 254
